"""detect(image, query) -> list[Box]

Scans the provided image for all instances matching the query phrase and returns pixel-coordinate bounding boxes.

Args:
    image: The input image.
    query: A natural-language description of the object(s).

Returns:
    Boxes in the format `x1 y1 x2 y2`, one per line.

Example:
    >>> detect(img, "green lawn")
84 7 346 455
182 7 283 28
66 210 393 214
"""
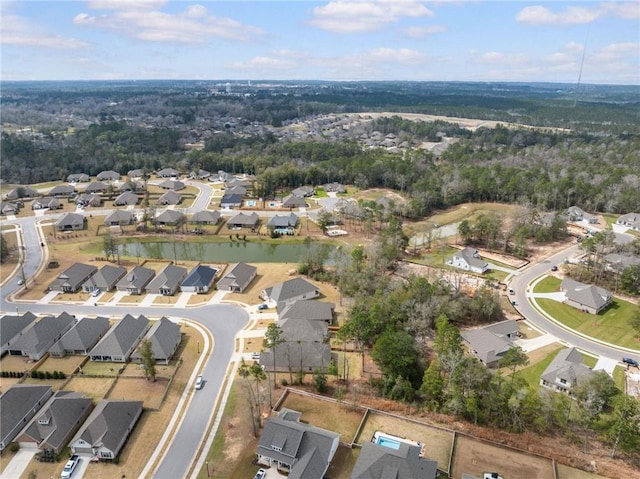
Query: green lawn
536 298 640 350
515 345 563 389
533 276 561 294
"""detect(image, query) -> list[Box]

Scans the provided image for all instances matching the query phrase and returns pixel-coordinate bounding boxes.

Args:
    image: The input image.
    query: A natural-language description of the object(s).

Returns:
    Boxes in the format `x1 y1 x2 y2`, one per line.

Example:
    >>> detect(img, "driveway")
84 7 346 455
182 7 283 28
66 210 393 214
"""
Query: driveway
0 449 36 479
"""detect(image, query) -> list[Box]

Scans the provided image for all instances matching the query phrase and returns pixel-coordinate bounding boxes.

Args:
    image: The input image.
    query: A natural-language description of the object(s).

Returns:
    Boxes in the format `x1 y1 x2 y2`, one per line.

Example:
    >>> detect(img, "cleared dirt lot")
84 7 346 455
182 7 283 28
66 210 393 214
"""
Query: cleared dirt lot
451 435 554 479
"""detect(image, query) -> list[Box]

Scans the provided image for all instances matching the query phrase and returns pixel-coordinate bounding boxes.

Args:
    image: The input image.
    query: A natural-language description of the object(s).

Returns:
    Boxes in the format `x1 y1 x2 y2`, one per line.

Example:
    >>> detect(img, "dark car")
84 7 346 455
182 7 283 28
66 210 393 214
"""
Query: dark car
622 357 639 367
551 265 558 272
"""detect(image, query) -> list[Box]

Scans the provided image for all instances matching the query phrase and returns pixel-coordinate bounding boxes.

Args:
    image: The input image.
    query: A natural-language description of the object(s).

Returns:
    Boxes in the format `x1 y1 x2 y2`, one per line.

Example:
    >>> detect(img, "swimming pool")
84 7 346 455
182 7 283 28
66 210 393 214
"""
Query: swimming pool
246 200 257 207
376 436 401 450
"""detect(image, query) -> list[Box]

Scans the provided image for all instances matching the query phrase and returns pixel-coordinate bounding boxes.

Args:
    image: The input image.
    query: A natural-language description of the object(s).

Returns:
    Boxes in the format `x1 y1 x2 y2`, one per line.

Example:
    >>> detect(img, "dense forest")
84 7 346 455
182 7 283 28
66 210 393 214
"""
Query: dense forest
2 81 639 215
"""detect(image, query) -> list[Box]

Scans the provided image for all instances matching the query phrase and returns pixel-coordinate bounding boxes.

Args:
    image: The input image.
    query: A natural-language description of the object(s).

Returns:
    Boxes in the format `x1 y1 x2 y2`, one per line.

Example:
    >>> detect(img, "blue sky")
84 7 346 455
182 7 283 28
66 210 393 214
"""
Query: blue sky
1 1 638 84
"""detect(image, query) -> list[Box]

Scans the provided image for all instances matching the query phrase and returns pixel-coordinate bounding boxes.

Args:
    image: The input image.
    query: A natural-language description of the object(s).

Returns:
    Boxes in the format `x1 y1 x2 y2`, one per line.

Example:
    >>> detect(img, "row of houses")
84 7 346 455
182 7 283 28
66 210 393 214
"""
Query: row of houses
255 407 438 479
48 263 219 296
1 311 181 363
1 384 143 462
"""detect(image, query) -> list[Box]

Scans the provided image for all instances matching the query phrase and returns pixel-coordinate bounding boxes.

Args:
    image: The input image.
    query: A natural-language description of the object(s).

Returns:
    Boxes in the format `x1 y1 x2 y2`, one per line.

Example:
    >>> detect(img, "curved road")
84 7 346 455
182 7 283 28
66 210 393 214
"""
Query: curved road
1 208 250 479
509 243 640 364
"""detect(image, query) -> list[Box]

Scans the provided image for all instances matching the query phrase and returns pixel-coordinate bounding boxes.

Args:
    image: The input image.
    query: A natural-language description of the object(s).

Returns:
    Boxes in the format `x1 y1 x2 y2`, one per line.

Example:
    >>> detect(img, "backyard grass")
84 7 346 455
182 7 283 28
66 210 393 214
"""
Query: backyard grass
534 276 562 293
37 355 86 375
536 298 640 350
514 344 564 389
107 377 169 409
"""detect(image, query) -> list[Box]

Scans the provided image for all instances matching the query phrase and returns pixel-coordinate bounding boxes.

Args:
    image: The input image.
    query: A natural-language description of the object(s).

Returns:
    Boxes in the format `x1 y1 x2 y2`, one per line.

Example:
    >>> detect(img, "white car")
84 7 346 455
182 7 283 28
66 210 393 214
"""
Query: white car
91 289 101 297
194 375 204 390
61 454 79 479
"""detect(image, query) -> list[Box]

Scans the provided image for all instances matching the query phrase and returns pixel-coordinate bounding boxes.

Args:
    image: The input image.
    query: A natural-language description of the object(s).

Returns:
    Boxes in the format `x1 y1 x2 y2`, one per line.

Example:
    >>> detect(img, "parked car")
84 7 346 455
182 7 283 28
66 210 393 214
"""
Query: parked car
622 357 639 367
253 469 266 479
91 289 101 297
17 279 24 285
61 454 79 479
508 288 515 295
257 304 268 310
551 265 558 271
195 375 204 390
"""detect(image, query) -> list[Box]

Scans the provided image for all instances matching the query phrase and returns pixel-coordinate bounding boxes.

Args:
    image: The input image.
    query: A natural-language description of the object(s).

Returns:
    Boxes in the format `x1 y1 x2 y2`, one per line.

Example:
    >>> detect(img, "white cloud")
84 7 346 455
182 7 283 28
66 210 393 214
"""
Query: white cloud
591 42 639 62
600 1 640 20
74 3 265 43
472 51 528 65
0 14 89 49
404 24 447 38
368 47 429 64
226 56 297 73
308 0 434 33
86 0 168 11
516 5 602 25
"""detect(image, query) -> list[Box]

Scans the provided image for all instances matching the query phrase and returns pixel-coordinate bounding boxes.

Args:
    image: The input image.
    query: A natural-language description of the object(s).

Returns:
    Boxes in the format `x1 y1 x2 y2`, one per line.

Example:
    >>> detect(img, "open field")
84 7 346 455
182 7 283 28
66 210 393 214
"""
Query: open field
107 377 169 409
537 298 640 350
451 435 555 479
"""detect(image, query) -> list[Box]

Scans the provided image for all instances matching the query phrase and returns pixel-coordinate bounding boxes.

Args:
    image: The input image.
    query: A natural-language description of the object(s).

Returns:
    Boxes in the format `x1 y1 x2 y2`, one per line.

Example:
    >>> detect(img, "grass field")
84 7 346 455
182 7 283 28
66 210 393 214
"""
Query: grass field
536 298 640 350
534 276 562 293
515 344 564 389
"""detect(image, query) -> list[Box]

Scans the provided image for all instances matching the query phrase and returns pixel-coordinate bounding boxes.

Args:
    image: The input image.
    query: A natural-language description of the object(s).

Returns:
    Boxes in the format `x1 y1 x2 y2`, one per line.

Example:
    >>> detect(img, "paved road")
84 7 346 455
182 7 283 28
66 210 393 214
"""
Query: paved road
509 243 640 363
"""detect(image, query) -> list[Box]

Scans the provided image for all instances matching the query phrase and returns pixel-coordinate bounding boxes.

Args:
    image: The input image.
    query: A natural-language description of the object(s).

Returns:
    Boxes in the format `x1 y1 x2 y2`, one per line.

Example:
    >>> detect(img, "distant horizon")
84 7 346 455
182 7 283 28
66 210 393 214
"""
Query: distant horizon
1 1 638 85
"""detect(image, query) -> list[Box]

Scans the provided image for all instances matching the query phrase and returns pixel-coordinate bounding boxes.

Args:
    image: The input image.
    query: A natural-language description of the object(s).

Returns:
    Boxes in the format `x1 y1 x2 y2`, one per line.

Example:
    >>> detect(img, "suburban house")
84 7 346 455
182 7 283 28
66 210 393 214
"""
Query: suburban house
156 167 180 178
32 197 62 210
69 400 143 460
76 193 102 207
350 441 438 479
96 170 120 182
323 182 346 193
67 173 90 183
217 262 257 292
540 347 596 396
154 209 185 227
561 278 613 314
278 300 334 324
566 206 598 224
267 213 298 230
190 210 220 225
55 213 87 231
279 315 329 344
48 317 111 357
225 178 253 190
0 385 53 451
89 314 151 362
0 203 20 215
281 194 307 209
260 341 332 373
82 265 127 293
117 180 144 192
616 212 640 232
49 263 98 293
180 265 218 294
446 247 489 274
256 408 340 479
85 181 108 193
115 266 155 295
16 391 93 454
604 253 640 272
49 185 76 197
225 185 247 197
157 190 182 206
104 210 135 227
0 312 38 357
291 185 315 197
461 319 519 367
189 169 210 180
113 191 139 206
6 186 39 200
158 179 185 191
262 278 320 308
7 312 76 361
227 212 259 229
130 317 181 365
145 264 188 296
128 169 146 179
220 193 244 209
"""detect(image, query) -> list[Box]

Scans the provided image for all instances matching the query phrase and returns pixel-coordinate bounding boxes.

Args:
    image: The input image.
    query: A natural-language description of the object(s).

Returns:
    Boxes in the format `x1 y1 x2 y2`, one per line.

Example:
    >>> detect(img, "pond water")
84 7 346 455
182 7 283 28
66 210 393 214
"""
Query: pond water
120 240 336 264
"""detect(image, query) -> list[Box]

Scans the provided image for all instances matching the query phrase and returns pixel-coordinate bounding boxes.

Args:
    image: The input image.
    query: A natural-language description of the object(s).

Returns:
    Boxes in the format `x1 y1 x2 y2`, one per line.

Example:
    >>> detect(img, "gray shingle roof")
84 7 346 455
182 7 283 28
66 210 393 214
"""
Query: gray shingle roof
10 312 76 357
351 441 438 479
261 342 332 372
157 168 179 178
49 185 76 196
268 213 298 228
189 210 220 224
55 213 86 228
49 317 110 356
561 278 612 312
96 170 120 181
114 191 139 206
85 181 108 193
104 210 134 225
71 400 143 455
282 194 307 208
461 327 513 366
257 408 339 479
155 209 185 224
157 190 182 205
145 264 187 294
89 314 150 359
264 278 319 305
278 300 334 322
181 265 217 289
159 179 185 191
227 212 258 226
1 385 53 449
220 193 243 206
217 262 256 291
21 391 93 453
116 266 155 291
0 312 37 350
130 317 181 362
280 316 328 343
83 265 127 291
540 347 595 389
49 263 97 292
